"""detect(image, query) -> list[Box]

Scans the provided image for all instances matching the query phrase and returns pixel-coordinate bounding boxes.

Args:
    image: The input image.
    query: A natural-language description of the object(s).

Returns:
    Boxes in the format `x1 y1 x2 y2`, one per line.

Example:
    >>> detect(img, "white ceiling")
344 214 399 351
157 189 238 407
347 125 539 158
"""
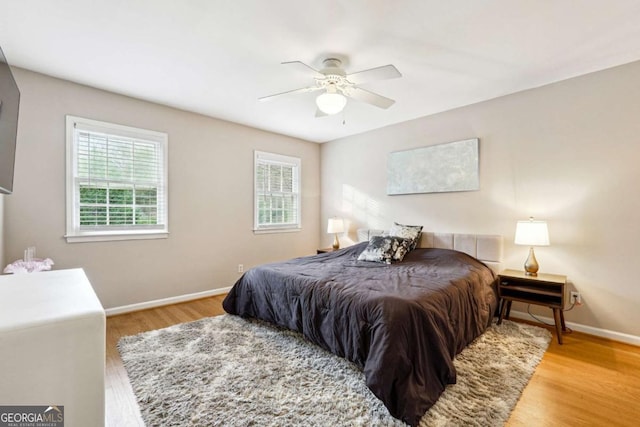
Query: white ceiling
2 1 640 143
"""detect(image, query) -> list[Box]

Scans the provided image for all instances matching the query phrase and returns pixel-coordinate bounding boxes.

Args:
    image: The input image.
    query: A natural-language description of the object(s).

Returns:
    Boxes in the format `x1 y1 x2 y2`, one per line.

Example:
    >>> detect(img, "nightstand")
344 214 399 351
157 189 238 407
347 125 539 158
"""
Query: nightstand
497 269 567 344
317 248 336 254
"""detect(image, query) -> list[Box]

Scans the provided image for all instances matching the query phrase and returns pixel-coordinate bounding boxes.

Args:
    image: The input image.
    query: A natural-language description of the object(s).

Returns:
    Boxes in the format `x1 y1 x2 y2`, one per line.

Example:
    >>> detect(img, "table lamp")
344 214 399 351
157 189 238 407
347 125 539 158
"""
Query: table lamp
514 217 550 276
327 218 344 250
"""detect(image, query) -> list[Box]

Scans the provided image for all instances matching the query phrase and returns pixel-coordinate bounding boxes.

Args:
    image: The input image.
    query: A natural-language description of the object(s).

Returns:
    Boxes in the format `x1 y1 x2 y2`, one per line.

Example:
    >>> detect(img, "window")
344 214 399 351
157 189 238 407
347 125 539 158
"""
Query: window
65 116 168 242
254 151 301 232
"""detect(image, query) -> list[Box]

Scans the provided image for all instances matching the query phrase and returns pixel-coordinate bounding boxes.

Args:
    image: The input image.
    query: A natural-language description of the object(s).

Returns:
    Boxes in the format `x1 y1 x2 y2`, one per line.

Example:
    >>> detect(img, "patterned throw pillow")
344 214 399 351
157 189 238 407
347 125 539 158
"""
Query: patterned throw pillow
357 236 412 264
388 222 423 250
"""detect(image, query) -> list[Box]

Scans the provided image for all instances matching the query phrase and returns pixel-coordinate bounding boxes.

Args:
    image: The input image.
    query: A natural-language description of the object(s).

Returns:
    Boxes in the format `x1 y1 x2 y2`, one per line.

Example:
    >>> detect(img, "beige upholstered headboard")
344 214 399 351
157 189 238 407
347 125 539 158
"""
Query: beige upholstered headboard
356 229 504 273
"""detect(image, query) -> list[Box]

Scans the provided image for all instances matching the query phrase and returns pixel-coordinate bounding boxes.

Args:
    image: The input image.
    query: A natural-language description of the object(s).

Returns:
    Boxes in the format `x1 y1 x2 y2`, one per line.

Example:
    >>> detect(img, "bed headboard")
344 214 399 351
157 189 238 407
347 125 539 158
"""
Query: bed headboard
356 229 503 273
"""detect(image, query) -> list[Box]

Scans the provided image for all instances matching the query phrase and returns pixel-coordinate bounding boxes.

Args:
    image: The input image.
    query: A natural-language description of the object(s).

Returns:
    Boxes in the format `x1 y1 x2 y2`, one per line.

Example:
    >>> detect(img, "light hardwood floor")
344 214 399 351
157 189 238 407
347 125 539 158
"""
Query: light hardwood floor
106 296 640 426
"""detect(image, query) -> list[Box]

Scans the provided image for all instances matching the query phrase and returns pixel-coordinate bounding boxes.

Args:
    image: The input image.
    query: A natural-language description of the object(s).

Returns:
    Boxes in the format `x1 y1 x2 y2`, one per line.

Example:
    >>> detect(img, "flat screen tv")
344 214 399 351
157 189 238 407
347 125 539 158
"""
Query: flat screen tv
0 45 20 194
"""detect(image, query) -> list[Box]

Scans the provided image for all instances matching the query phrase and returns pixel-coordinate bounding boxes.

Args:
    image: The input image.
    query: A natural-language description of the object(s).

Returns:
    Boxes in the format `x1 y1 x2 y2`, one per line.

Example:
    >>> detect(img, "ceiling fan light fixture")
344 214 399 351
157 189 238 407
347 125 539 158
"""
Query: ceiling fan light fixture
316 92 347 115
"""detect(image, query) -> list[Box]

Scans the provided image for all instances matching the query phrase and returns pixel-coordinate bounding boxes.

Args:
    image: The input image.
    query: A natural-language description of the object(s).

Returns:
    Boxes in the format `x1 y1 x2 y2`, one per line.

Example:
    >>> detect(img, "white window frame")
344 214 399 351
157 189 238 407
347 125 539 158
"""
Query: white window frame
254 150 301 233
65 115 169 243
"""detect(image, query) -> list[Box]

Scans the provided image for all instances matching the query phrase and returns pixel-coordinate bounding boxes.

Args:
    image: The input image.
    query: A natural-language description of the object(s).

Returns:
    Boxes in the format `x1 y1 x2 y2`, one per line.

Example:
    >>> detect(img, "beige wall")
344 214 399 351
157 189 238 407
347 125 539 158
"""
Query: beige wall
0 195 4 267
321 60 640 338
5 68 320 309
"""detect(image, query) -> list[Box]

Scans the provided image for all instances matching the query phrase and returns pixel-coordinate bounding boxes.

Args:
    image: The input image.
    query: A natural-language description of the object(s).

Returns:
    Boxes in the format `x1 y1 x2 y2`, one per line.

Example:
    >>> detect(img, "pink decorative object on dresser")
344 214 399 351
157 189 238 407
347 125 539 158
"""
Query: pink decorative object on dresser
3 258 54 274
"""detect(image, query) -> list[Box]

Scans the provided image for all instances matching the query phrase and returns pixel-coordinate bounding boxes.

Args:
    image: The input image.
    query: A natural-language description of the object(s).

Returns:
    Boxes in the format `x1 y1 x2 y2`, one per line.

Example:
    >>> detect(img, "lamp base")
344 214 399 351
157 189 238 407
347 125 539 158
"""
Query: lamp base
332 234 340 250
524 247 539 276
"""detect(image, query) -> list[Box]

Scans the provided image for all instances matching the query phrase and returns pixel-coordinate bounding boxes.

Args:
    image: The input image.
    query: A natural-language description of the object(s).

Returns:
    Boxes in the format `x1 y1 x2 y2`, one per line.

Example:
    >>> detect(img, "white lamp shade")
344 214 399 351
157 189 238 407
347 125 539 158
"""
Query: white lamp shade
327 218 344 234
515 219 550 246
316 92 347 115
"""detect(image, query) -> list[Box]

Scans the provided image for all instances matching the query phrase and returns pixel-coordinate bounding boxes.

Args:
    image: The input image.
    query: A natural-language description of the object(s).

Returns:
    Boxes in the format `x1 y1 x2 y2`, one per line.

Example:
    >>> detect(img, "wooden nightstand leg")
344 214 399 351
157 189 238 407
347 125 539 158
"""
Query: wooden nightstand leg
560 309 567 332
505 300 512 319
553 308 563 345
497 299 508 325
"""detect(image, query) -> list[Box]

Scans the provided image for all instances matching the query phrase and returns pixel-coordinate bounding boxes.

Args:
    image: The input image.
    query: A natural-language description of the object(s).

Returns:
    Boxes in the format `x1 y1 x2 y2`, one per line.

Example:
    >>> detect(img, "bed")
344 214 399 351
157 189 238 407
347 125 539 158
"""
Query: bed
223 229 502 426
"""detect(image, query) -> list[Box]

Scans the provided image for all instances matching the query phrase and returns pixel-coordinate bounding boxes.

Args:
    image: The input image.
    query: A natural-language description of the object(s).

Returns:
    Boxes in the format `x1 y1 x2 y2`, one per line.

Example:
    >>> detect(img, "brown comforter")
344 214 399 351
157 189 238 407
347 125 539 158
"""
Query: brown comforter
222 242 498 426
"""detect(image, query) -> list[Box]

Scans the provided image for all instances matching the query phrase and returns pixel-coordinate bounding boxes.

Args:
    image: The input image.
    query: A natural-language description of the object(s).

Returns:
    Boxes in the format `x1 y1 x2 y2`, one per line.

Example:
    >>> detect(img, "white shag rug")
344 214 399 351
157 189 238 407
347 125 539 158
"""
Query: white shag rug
118 315 550 426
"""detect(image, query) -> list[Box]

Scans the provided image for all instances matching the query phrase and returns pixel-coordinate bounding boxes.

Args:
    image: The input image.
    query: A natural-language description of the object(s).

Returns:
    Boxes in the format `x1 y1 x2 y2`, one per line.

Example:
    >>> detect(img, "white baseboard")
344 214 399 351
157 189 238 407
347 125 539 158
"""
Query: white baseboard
105 286 232 317
509 310 640 347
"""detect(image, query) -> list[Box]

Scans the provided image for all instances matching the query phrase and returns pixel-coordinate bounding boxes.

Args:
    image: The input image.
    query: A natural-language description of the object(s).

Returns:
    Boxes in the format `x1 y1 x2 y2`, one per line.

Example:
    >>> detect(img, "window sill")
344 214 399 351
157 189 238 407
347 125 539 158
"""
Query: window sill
253 227 301 235
65 231 169 243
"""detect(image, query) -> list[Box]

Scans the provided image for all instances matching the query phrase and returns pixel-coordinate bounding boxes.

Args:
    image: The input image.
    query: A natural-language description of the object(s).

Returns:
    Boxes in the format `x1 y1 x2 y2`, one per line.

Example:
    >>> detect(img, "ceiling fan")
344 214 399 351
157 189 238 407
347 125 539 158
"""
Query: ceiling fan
259 58 402 117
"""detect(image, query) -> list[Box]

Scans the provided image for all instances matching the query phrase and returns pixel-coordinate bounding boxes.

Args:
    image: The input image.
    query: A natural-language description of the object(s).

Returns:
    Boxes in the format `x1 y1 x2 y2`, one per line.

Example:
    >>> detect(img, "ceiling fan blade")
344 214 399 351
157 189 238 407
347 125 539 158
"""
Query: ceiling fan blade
315 108 328 118
281 61 324 78
347 64 401 84
258 86 321 102
346 87 395 109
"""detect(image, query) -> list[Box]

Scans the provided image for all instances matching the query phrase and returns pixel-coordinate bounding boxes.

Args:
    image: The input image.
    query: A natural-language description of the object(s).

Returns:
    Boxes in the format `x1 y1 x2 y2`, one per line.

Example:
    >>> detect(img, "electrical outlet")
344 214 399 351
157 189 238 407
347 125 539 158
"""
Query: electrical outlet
570 291 582 305
237 264 244 273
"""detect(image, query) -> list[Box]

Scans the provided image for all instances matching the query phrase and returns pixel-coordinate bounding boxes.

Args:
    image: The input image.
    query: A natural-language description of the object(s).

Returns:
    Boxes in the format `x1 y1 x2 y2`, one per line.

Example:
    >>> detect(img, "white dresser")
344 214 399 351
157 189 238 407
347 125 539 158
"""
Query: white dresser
0 268 105 427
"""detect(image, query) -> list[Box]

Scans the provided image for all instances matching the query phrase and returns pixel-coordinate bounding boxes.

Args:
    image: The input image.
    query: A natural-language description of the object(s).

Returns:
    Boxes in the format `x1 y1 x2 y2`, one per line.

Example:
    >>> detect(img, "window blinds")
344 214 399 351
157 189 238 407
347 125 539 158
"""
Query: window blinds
254 151 301 231
71 119 167 232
